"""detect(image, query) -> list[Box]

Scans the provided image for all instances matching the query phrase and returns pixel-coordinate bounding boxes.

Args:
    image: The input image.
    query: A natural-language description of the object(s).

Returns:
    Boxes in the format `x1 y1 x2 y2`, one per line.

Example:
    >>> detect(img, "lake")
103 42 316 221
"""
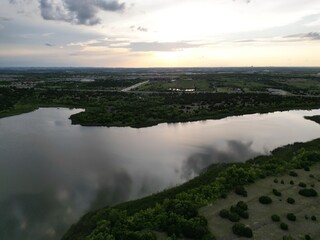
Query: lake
1 108 320 240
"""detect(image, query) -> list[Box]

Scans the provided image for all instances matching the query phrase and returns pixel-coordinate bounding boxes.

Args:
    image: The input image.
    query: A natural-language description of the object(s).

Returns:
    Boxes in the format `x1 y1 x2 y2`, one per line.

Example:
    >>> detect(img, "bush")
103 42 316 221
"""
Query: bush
299 188 318 197
289 171 298 177
304 166 310 171
309 174 314 178
287 213 296 221
228 212 240 222
305 215 309 220
274 179 279 183
273 189 282 197
271 214 280 222
280 222 288 230
299 182 307 188
221 193 227 199
232 223 253 238
219 209 229 219
236 201 248 211
287 197 295 204
235 186 247 197
238 211 249 219
259 196 272 204
281 180 285 184
290 180 294 185
305 235 312 240
311 216 317 221
182 217 209 239
260 174 266 179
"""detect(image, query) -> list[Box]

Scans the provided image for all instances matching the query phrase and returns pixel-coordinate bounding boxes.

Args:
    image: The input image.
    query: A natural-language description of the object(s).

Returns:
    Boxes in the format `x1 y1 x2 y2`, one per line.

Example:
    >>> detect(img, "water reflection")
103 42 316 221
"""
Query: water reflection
181 141 260 179
0 108 320 240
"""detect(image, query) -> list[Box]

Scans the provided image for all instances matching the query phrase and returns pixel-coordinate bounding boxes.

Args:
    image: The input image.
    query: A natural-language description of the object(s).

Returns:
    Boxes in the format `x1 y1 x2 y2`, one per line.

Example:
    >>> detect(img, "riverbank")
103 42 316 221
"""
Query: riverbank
62 138 320 240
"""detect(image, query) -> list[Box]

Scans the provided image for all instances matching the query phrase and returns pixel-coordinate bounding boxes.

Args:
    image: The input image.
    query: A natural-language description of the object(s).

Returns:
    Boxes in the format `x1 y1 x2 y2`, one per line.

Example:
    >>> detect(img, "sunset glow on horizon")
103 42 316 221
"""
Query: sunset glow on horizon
1 0 320 67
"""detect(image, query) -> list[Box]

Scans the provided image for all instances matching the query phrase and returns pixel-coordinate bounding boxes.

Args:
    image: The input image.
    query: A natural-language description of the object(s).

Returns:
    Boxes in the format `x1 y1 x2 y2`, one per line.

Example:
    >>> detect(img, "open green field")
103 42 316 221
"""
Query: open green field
136 73 320 95
200 165 320 240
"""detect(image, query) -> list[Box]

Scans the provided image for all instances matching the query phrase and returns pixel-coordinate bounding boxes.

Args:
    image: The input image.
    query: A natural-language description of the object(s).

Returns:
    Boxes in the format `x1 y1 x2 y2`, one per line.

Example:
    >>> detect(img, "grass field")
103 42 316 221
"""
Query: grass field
200 165 320 240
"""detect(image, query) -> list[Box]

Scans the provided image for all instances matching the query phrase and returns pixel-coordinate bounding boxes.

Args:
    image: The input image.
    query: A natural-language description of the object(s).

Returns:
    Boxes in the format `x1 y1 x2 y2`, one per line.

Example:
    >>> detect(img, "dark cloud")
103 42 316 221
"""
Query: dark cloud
8 0 32 4
39 0 125 26
137 26 148 32
235 39 257 43
0 17 12 21
181 141 259 179
130 25 148 32
45 43 55 46
285 32 320 41
129 41 202 52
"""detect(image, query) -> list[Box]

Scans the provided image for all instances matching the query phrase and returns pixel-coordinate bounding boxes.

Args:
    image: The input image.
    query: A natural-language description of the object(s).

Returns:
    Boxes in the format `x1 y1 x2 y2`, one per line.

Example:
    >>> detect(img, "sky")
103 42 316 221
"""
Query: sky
0 0 320 67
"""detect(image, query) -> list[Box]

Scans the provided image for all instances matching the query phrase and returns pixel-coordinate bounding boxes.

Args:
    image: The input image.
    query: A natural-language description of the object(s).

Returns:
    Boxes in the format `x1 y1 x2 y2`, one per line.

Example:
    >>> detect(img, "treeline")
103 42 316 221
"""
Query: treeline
69 92 320 128
0 87 33 111
1 87 320 128
62 139 320 240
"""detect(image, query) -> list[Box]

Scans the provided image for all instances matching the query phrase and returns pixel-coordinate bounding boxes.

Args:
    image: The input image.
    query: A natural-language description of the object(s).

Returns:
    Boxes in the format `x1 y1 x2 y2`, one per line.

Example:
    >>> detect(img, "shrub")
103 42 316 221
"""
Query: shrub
230 205 249 219
232 223 253 238
259 196 272 204
287 197 295 204
228 212 240 222
310 183 315 187
299 188 318 197
271 214 280 222
236 201 248 211
305 235 312 240
274 178 279 183
235 186 247 197
304 166 310 171
287 213 296 221
219 209 229 219
305 215 309 220
299 182 307 188
280 222 288 230
260 174 266 179
289 171 298 177
281 180 285 184
273 189 282 197
311 216 317 221
309 174 314 178
238 211 249 219
220 193 227 199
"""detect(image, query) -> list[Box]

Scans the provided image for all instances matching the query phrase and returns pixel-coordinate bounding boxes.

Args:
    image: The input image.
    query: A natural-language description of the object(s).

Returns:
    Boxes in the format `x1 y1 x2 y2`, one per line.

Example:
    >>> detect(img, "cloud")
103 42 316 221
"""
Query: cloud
0 17 12 21
39 0 125 25
45 43 55 46
233 0 251 3
8 0 32 4
130 25 148 32
285 32 320 41
129 41 202 52
181 141 259 179
234 31 320 45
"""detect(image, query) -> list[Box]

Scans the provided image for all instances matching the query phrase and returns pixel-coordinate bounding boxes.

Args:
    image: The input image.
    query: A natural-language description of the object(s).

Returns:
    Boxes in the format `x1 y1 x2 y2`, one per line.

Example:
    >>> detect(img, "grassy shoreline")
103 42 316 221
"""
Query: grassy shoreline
62 138 320 240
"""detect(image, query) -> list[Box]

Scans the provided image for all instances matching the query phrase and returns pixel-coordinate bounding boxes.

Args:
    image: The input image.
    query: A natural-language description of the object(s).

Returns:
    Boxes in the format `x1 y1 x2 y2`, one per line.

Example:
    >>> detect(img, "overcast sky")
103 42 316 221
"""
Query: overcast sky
0 0 320 67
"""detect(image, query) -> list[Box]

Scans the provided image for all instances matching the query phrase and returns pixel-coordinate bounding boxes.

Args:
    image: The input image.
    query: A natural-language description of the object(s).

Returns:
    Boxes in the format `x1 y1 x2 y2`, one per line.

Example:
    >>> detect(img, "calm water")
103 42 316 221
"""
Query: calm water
1 108 320 240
